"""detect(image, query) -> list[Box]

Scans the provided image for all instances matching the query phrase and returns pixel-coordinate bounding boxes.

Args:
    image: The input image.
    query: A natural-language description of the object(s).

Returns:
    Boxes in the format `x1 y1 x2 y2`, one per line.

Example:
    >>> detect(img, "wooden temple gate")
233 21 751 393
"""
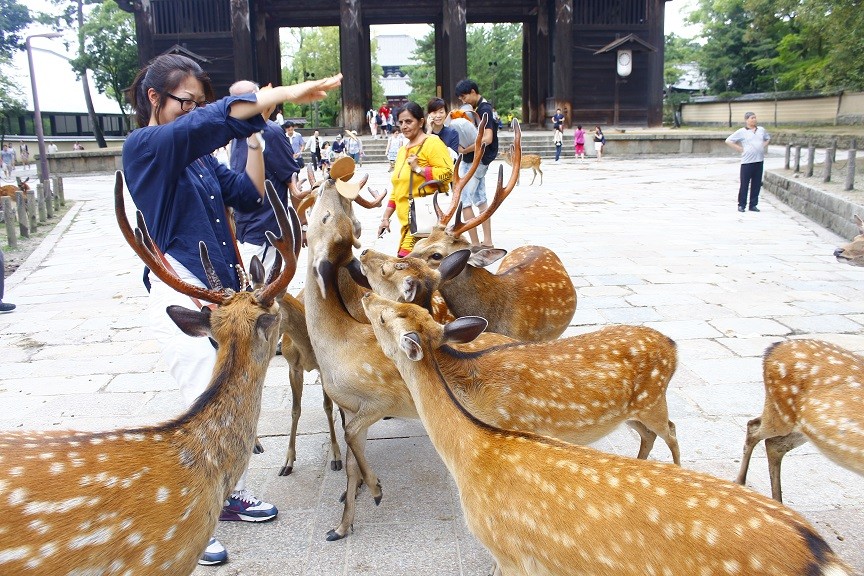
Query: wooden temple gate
117 0 669 131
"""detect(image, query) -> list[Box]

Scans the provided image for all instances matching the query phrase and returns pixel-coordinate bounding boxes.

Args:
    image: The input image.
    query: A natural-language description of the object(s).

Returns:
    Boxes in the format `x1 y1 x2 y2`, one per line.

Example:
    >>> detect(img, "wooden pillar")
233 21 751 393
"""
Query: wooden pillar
440 0 467 111
552 0 573 128
646 0 666 126
128 3 154 67
231 0 255 81
340 0 366 132
360 24 373 124
529 1 550 126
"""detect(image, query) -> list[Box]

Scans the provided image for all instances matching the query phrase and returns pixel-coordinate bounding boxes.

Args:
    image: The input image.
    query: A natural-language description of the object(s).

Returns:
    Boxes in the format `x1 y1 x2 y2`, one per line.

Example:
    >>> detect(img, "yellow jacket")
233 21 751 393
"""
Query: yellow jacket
389 135 453 254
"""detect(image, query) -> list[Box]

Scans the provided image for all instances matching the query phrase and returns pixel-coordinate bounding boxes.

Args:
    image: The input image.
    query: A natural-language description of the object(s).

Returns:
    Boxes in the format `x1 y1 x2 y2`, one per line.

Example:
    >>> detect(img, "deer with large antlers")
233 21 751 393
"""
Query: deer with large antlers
361 291 852 576
737 214 864 502
354 247 680 462
0 173 298 574
408 121 576 342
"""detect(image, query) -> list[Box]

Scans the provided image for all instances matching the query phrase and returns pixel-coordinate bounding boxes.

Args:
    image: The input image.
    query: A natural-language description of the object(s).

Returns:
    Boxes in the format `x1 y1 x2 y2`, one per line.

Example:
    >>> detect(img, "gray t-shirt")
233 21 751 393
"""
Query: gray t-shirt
726 126 770 164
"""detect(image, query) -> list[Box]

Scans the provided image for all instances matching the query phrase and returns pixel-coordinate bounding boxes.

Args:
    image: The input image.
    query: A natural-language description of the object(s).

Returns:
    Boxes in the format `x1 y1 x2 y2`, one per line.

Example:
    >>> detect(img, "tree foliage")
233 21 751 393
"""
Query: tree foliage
280 27 383 127
686 0 864 93
71 0 136 131
405 23 523 117
0 0 31 59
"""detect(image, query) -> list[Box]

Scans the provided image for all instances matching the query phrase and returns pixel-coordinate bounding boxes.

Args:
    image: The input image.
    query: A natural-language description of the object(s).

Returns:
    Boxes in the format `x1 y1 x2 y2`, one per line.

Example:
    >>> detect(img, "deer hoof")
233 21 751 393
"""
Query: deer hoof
253 440 265 454
278 464 293 476
331 459 343 471
373 480 383 506
326 528 348 541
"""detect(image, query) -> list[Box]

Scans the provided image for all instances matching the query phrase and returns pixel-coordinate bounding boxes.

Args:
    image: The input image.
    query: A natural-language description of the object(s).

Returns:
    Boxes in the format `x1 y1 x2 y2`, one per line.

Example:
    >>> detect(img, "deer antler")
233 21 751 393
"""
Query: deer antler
449 118 520 238
354 180 388 209
257 180 301 307
435 115 489 226
114 171 231 305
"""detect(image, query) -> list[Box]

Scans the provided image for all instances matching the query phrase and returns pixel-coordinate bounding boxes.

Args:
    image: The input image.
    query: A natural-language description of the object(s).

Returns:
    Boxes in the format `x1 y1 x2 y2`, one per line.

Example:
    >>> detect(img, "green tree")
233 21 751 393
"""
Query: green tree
71 0 136 132
0 56 27 143
37 0 107 147
406 23 522 117
0 0 31 58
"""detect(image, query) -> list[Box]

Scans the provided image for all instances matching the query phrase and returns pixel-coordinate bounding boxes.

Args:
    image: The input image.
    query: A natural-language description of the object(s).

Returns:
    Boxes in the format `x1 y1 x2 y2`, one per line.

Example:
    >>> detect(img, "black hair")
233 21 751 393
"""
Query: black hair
454 79 479 97
396 101 425 124
128 54 214 128
283 120 296 128
426 97 447 114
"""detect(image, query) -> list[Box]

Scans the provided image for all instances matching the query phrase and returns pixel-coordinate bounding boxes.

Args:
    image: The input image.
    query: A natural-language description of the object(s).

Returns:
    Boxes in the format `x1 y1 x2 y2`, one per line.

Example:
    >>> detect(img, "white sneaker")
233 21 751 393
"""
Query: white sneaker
198 537 228 565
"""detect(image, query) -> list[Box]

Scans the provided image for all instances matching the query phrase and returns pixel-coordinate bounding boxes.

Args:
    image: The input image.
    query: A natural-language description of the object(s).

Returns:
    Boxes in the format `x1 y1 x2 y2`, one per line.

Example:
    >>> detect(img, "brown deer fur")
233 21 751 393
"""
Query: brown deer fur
0 175 296 575
361 292 851 576
357 248 679 460
500 149 542 185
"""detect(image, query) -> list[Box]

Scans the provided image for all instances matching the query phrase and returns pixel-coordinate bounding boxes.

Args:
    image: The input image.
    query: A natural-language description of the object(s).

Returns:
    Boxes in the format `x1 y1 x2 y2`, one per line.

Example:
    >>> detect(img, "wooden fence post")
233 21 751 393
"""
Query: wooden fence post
36 182 47 223
784 143 792 169
27 189 38 232
3 197 17 249
16 191 29 239
794 145 802 173
42 179 54 219
806 143 815 177
845 145 857 192
824 142 835 183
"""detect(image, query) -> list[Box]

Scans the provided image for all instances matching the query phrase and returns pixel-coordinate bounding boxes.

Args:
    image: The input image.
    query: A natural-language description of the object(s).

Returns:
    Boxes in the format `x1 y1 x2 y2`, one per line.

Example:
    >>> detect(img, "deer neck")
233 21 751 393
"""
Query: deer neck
438 265 501 319
167 337 271 494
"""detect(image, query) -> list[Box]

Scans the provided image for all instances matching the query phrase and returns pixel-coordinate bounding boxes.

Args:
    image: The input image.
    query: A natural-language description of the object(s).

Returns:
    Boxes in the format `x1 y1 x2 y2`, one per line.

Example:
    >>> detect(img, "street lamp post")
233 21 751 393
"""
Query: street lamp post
488 61 498 107
305 71 318 128
26 32 63 183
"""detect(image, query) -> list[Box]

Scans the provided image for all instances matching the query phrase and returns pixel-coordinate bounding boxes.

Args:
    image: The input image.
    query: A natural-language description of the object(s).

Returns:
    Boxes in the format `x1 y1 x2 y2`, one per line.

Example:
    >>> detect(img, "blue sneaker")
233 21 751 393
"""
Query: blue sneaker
219 489 278 522
198 537 228 566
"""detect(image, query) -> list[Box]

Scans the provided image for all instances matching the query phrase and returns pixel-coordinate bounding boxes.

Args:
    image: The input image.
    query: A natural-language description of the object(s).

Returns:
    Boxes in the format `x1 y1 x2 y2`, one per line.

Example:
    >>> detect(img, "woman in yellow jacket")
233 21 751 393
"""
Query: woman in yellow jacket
377 101 453 256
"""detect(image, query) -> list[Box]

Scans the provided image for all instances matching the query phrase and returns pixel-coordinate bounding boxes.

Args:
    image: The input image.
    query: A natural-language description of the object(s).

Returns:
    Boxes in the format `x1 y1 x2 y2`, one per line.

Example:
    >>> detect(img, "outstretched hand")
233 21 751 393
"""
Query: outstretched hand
286 74 343 104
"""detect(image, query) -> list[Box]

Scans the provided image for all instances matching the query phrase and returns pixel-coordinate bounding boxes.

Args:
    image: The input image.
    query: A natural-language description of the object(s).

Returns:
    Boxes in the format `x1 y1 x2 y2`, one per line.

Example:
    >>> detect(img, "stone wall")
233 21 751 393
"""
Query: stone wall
763 170 864 239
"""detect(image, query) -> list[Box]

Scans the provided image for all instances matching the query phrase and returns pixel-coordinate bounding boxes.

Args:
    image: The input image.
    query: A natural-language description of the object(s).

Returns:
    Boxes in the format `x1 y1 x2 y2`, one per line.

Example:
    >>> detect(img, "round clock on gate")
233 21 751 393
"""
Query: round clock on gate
617 52 631 67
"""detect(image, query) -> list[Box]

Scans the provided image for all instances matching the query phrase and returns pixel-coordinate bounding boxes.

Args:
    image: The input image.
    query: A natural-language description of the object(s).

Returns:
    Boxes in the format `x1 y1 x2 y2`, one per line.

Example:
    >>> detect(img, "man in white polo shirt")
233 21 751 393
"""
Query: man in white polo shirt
725 111 771 212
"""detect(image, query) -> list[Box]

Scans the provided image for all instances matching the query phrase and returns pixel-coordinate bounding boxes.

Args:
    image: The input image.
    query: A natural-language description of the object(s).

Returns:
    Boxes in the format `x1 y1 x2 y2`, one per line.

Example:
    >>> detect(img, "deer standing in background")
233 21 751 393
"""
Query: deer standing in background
361 291 852 576
354 248 680 461
737 214 864 501
500 148 542 185
0 174 299 575
408 121 576 342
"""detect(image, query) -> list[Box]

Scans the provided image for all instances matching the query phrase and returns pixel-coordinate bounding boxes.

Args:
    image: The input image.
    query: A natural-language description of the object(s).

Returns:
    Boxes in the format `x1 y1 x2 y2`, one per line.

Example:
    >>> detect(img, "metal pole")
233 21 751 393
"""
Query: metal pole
25 33 63 184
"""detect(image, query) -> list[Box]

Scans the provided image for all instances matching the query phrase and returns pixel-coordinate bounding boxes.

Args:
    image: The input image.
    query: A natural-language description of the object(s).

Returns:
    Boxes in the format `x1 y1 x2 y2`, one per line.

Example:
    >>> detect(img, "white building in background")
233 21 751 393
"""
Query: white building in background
373 34 418 106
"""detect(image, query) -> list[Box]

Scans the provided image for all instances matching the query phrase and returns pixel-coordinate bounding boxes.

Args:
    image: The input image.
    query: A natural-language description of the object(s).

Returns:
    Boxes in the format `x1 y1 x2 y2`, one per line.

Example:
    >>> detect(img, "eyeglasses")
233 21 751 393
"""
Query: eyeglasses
166 93 207 112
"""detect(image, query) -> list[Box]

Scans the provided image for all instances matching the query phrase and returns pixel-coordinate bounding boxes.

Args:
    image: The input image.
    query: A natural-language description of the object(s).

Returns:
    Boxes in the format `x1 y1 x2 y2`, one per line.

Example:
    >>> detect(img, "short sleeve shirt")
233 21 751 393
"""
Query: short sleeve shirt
726 126 770 164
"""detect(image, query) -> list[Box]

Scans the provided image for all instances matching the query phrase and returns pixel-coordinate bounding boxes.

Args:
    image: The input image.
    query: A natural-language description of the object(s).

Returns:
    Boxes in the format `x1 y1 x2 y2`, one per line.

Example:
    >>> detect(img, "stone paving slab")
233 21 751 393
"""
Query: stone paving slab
1 153 863 574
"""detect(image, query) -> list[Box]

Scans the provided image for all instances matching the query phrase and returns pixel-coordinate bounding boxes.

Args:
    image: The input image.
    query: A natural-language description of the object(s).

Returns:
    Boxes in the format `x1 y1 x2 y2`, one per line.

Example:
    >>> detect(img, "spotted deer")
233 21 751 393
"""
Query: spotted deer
301 136 516 540
353 249 679 461
0 174 298 574
274 170 389 477
737 214 864 501
500 148 542 185
361 291 852 576
408 121 576 342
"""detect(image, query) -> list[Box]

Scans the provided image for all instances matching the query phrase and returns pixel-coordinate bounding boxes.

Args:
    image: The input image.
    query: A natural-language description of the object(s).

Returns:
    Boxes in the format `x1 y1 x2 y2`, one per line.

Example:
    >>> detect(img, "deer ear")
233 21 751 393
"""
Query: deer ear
400 277 419 302
438 249 471 281
255 313 278 340
345 258 372 289
249 256 266 285
166 305 212 338
468 248 507 267
442 316 487 344
400 332 424 361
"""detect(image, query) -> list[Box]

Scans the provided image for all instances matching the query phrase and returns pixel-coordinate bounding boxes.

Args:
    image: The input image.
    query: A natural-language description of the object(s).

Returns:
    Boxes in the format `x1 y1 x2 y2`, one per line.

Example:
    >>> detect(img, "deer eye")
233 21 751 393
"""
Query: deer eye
379 313 385 325
431 253 443 261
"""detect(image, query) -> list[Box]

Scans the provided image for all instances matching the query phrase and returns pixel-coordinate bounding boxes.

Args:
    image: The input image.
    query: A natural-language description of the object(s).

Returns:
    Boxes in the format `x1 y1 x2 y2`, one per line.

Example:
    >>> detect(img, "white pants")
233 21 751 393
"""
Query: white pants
147 256 248 492
238 241 278 276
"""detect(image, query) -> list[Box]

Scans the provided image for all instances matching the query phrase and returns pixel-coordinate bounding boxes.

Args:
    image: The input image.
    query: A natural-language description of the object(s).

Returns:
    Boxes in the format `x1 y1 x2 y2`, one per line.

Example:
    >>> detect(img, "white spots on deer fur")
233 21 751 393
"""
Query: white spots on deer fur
69 526 113 549
8 487 27 506
97 453 109 463
686 496 699 509
156 487 170 503
723 559 741 573
8 466 23 477
49 462 65 475
126 532 143 546
142 544 157 565
28 519 49 535
164 524 177 541
646 506 660 523
89 437 104 445
0 546 30 563
123 433 146 442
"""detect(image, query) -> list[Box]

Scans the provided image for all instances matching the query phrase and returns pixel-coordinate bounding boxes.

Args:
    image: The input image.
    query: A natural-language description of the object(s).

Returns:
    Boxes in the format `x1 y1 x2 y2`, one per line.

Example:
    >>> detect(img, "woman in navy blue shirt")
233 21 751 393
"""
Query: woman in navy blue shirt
123 53 340 566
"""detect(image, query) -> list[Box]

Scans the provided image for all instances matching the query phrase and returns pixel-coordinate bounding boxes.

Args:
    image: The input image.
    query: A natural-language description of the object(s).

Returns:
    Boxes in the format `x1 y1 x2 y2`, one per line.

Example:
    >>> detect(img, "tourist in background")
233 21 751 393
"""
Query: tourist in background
725 111 770 212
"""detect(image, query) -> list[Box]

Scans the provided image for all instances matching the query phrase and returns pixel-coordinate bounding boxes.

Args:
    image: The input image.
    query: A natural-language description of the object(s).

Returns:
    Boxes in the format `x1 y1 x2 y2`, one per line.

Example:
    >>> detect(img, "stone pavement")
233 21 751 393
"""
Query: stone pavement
2 152 863 575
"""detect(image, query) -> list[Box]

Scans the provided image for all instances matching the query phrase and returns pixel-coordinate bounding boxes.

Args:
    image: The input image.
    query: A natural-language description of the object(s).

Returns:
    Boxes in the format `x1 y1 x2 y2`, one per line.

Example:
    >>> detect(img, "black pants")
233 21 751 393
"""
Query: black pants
738 161 764 209
311 151 320 171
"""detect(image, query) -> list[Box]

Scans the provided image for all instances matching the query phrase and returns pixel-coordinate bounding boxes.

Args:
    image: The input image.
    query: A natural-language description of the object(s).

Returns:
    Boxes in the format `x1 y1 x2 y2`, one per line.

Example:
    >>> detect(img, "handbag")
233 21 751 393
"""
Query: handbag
406 139 447 238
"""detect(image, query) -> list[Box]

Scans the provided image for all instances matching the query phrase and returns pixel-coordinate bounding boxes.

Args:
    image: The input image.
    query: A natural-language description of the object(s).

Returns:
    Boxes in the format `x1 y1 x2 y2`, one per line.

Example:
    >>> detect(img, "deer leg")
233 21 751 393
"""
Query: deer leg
328 435 362 541
538 167 543 186
626 420 658 460
631 401 681 464
529 169 537 185
278 364 305 476
765 432 807 503
342 411 384 505
323 389 343 471
736 414 795 486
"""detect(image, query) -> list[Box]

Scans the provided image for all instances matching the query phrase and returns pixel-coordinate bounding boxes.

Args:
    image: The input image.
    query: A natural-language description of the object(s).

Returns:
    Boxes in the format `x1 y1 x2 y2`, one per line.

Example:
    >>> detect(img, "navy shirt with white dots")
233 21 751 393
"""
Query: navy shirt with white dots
122 95 266 292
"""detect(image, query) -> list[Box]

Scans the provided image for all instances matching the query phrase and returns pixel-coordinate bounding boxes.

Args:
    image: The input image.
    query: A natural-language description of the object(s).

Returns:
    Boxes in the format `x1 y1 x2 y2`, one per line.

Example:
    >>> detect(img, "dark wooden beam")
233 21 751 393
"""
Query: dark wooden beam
231 0 256 82
440 0 468 110
340 0 366 132
552 0 573 128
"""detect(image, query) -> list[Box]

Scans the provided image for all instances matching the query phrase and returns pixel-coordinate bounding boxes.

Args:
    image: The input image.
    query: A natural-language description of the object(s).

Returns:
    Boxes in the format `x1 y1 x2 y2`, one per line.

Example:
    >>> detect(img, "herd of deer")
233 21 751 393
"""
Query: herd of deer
0 121 861 575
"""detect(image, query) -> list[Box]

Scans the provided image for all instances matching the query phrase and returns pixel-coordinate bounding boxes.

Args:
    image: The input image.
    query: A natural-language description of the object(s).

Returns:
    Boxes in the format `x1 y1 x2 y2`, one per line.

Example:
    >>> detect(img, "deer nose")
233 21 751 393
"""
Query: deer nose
834 248 844 258
361 249 369 256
